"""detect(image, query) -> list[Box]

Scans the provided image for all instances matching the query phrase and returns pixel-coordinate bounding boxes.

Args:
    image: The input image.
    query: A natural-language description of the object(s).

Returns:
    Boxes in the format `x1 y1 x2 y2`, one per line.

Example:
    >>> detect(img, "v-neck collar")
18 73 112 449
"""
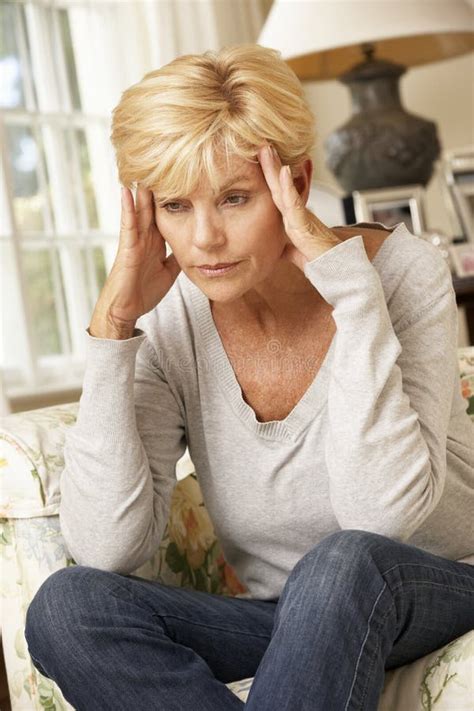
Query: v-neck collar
184 220 407 443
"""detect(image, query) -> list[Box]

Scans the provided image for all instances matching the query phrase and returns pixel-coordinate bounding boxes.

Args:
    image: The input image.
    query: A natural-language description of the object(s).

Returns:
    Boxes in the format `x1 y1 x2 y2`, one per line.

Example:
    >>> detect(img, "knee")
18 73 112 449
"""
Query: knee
285 529 394 591
25 565 106 657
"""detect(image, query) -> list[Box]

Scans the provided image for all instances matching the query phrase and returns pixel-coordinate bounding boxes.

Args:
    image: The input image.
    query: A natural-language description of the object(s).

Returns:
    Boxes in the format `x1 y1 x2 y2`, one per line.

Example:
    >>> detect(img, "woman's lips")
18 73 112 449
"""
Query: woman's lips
198 262 241 277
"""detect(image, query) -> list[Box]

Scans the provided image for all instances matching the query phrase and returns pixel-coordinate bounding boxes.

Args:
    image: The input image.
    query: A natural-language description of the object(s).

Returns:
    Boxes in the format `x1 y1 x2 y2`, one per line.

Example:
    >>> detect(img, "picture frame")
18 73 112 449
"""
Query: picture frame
448 243 474 278
351 184 426 235
440 148 474 244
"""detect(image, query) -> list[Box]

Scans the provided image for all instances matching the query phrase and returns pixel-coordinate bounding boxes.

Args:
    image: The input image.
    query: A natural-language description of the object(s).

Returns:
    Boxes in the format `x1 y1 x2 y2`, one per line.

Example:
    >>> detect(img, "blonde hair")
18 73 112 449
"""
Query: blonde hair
110 43 316 200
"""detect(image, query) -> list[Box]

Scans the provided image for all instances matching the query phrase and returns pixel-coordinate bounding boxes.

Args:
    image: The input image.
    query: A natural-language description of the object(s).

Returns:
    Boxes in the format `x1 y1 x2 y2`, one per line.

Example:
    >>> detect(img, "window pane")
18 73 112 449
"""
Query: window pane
80 245 107 314
58 8 81 110
0 239 29 377
93 246 107 291
0 3 25 109
80 247 94 314
39 125 80 235
4 124 47 232
22 4 59 112
22 248 66 356
0 164 12 236
76 128 99 228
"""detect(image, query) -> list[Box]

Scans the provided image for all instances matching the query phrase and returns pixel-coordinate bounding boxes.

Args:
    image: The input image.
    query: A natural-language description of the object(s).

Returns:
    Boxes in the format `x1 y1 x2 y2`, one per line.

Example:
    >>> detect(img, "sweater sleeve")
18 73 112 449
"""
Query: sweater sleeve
59 327 187 573
303 234 458 541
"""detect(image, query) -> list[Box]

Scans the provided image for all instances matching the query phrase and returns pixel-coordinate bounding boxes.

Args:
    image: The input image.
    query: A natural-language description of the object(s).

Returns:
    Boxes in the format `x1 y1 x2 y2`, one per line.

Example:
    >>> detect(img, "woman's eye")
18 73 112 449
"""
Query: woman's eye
161 194 248 213
225 194 247 206
163 202 182 213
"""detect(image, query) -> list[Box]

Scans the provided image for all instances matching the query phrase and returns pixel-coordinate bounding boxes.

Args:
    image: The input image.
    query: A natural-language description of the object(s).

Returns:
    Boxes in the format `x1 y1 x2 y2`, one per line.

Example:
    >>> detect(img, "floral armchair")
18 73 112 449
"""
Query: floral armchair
1 346 473 711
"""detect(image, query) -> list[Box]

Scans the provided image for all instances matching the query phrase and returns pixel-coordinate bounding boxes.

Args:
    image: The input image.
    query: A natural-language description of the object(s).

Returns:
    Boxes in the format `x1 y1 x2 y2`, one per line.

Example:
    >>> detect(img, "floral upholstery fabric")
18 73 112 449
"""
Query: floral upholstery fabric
1 346 473 710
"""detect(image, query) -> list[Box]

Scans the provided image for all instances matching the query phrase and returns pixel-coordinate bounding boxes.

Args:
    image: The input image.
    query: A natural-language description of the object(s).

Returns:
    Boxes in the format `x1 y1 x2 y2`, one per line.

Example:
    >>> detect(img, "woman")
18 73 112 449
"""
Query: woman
25 44 474 711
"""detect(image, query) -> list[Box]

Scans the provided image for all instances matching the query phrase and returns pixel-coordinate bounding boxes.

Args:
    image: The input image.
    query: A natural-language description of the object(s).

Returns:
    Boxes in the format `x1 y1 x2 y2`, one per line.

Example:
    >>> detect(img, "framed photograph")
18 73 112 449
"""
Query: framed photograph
351 185 426 235
440 148 474 243
449 243 474 278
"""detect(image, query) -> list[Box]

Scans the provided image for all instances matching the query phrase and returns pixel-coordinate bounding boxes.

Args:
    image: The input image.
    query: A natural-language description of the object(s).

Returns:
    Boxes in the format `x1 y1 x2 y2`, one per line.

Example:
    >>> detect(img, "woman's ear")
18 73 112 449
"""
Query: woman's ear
292 158 313 205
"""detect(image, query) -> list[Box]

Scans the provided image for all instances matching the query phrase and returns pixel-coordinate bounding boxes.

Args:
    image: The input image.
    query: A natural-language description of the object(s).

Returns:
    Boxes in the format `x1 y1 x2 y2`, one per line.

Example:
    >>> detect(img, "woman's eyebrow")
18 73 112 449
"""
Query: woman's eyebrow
153 174 253 201
217 174 253 192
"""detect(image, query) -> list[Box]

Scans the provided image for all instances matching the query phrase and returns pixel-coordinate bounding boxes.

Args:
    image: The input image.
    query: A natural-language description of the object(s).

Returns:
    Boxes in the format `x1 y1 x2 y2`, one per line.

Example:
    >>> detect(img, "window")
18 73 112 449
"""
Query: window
0 0 131 396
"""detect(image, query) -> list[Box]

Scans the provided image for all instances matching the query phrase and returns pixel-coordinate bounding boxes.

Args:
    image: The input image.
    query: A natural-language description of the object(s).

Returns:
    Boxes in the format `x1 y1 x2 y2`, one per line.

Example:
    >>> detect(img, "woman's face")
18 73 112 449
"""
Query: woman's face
152 152 309 304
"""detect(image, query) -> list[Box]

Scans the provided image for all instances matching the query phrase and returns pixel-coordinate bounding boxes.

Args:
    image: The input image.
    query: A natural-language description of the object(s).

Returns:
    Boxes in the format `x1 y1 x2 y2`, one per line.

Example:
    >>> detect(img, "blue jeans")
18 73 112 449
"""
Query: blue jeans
24 530 474 710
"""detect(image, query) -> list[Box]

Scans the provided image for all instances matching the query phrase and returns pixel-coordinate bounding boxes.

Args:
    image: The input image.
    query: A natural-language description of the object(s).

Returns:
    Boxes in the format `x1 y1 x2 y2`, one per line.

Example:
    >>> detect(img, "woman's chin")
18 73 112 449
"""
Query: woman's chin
199 284 247 304
192 273 251 304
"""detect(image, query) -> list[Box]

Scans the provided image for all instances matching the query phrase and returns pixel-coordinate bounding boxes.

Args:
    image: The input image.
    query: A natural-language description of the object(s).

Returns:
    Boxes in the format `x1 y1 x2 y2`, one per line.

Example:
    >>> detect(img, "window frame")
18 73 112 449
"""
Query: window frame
1 0 124 399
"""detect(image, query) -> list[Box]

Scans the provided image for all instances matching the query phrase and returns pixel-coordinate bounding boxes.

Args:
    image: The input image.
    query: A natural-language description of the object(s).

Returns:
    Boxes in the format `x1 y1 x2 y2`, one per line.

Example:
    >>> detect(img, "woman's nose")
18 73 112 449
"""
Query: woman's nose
192 213 226 249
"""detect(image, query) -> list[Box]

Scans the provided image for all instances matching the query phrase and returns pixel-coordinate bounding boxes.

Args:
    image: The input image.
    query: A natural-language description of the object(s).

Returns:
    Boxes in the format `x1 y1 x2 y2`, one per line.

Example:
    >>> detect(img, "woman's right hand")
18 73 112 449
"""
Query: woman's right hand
90 185 181 333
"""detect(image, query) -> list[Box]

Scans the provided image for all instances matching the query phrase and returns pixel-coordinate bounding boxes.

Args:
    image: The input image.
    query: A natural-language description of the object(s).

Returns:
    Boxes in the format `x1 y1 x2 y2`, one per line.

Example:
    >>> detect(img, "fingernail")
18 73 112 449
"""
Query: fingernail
271 145 279 161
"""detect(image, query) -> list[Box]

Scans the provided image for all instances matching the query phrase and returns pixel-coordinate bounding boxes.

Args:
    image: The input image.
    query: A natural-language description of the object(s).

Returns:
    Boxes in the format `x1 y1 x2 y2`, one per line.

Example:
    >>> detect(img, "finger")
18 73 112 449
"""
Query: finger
279 165 314 234
149 193 169 252
258 144 284 210
279 166 337 244
120 187 138 249
135 183 155 236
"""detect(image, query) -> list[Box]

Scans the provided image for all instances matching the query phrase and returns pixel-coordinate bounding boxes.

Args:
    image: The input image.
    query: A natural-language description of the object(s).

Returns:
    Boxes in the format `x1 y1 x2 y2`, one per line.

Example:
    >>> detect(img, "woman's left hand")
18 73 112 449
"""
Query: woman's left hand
258 144 342 272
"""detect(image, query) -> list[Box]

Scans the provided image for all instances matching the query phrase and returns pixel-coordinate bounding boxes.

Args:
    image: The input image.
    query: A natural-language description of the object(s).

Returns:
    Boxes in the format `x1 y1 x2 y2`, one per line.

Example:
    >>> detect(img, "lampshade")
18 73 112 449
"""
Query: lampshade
258 0 474 81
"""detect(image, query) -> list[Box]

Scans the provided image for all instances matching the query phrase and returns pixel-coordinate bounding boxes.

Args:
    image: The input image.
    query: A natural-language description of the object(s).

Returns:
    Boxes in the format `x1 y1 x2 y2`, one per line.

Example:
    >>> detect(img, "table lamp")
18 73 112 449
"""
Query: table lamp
258 0 474 192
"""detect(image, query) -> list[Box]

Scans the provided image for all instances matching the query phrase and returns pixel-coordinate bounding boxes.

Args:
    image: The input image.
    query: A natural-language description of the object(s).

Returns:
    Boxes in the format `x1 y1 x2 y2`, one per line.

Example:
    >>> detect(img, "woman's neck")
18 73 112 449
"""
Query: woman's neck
210 256 325 336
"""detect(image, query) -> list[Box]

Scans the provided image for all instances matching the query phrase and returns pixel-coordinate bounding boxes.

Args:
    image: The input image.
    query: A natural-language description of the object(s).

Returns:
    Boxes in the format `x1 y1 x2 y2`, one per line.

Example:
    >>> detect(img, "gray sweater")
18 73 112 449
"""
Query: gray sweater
60 221 474 600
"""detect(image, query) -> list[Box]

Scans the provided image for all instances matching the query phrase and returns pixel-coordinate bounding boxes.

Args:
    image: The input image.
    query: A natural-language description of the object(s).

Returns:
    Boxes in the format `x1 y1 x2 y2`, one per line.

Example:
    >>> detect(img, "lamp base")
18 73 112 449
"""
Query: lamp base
324 55 441 192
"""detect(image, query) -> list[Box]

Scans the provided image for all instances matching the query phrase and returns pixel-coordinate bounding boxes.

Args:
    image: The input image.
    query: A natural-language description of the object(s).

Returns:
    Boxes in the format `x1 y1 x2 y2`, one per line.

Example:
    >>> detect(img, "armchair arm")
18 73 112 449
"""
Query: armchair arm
0 402 79 518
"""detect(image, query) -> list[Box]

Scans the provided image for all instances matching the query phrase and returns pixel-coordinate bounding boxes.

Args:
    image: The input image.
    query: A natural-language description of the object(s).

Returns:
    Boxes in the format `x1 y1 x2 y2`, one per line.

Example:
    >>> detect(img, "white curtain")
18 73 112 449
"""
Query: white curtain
64 0 267 119
142 0 266 65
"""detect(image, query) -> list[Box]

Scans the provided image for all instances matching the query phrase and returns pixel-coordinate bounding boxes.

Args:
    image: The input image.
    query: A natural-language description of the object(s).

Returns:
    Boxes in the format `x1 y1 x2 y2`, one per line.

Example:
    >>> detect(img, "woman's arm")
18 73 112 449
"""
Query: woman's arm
59 328 187 574
304 235 461 542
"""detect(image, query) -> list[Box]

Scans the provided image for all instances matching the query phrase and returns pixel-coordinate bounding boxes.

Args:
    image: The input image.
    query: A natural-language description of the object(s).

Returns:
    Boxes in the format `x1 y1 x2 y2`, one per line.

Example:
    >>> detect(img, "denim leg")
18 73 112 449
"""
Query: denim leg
244 529 474 711
24 565 276 711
